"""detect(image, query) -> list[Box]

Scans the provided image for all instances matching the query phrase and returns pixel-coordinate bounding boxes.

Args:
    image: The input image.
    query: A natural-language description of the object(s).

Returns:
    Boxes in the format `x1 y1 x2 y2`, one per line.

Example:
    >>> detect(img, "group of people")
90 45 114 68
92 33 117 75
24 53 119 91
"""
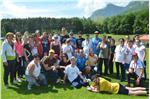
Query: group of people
1 27 148 96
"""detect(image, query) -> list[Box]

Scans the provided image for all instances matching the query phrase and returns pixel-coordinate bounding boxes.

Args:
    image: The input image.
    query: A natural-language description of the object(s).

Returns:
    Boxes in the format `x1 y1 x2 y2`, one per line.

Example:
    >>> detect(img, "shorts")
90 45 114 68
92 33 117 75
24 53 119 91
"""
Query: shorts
118 84 129 95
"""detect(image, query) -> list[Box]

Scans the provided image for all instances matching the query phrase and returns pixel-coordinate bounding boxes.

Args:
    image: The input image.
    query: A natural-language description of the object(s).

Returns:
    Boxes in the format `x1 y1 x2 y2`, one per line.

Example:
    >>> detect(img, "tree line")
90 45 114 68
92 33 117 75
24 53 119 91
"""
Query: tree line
1 9 148 36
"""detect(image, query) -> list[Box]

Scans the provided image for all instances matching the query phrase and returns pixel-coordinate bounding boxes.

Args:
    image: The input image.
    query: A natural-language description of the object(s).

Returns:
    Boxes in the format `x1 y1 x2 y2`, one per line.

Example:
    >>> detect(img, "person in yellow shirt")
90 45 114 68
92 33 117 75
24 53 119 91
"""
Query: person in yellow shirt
87 75 148 96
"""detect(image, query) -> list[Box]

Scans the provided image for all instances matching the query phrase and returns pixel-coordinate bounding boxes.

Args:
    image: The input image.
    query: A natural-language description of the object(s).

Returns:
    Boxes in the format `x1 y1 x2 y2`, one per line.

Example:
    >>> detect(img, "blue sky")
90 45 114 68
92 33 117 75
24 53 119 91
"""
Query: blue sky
0 0 147 19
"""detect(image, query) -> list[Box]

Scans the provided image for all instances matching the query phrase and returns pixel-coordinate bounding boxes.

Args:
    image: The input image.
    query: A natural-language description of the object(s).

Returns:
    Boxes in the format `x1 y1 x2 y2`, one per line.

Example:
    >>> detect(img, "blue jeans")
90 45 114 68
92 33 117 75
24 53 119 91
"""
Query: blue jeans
26 73 47 86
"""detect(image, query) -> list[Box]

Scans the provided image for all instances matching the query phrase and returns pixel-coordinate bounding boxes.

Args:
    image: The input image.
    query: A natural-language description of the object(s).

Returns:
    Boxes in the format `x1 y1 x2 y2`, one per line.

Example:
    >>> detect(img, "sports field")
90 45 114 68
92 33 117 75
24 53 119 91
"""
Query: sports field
1 34 149 99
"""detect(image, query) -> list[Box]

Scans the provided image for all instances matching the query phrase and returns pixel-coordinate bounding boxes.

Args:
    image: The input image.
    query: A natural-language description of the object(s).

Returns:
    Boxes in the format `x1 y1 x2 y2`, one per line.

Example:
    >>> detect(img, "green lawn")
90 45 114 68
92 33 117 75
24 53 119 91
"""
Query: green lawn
1 35 149 99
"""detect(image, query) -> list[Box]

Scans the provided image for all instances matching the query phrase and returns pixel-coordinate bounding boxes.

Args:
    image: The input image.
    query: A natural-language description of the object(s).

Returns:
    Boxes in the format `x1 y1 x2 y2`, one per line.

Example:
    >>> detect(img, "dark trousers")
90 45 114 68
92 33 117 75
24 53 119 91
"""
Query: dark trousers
115 62 125 80
97 58 108 76
71 76 89 89
44 70 59 84
3 60 16 85
127 72 143 87
108 53 114 74
15 57 24 78
144 61 146 80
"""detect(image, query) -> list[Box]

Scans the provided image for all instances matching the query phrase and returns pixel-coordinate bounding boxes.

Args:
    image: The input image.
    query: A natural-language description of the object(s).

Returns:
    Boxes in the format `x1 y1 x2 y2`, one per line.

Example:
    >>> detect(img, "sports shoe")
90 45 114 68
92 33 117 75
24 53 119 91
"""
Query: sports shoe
17 78 22 83
5 84 8 89
87 86 91 91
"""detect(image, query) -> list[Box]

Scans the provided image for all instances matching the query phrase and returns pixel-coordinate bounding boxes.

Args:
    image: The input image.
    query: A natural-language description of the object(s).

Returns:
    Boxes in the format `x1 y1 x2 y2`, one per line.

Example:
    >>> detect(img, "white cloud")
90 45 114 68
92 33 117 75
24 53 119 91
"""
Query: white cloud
77 0 133 17
1 0 77 19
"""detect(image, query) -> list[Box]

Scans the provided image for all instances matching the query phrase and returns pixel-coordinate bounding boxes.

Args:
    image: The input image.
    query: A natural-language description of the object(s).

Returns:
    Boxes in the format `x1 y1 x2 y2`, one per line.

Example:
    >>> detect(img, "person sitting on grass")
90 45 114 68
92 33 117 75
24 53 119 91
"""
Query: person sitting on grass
41 49 60 85
87 75 148 96
64 56 89 89
25 54 47 90
126 52 145 87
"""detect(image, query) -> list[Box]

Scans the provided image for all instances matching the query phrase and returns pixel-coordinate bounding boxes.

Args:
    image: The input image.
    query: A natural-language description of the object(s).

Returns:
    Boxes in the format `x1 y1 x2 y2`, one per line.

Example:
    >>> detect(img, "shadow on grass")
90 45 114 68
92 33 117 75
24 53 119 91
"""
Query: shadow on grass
8 81 74 95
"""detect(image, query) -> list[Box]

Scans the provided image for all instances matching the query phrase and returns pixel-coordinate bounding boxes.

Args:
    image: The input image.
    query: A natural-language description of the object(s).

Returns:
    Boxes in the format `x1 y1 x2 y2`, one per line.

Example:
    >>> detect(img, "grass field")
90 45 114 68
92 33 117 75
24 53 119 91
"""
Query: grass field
1 34 149 99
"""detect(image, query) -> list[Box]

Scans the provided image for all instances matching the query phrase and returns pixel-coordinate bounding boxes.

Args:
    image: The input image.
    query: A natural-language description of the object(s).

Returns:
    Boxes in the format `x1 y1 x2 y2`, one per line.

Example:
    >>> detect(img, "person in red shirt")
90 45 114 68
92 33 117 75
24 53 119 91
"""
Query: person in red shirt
34 32 43 58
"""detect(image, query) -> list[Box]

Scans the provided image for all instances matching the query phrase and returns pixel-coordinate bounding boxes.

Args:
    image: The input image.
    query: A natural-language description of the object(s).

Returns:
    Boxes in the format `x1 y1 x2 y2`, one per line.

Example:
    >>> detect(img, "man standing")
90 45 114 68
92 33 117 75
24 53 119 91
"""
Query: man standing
1 32 16 88
91 31 101 55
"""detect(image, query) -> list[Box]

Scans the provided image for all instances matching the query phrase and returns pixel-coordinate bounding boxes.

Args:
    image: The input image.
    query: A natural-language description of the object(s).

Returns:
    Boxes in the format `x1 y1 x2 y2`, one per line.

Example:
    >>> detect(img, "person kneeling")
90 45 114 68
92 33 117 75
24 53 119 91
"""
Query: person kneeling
87 75 148 96
64 56 89 89
127 52 145 87
25 54 47 90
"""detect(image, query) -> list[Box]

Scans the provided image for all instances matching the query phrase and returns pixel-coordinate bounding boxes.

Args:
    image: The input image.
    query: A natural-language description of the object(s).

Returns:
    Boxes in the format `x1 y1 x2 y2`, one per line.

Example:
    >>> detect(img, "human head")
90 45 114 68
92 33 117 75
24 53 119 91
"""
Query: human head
15 32 22 41
127 40 133 47
135 39 141 47
62 53 68 62
119 38 124 46
70 56 76 66
86 34 90 40
94 31 99 38
66 38 71 45
35 30 40 37
132 52 138 61
5 32 14 42
61 27 67 35
42 32 47 38
102 35 107 43
79 49 84 57
49 49 55 57
33 54 39 64
110 39 115 45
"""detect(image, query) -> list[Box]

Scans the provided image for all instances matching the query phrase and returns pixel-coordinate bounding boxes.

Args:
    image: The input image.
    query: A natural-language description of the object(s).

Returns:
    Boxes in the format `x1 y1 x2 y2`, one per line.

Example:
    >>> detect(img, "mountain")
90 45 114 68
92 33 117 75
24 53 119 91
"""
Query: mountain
90 1 149 20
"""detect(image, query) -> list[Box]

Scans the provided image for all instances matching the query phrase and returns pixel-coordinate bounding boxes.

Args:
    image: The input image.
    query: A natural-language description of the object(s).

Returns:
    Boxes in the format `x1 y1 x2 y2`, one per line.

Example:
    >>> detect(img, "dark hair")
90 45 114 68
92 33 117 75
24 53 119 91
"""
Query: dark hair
119 38 124 42
62 53 68 60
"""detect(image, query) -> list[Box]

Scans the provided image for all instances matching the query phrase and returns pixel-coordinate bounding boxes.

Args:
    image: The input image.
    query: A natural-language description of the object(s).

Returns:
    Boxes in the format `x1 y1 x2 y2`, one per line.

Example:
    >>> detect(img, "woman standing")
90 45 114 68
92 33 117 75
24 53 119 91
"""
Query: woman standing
97 35 109 76
15 32 24 82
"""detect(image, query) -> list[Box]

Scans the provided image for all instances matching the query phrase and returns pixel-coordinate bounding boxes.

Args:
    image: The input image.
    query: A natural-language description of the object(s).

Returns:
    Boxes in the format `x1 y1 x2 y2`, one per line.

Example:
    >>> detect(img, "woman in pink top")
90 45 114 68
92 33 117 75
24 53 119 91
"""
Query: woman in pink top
15 32 24 82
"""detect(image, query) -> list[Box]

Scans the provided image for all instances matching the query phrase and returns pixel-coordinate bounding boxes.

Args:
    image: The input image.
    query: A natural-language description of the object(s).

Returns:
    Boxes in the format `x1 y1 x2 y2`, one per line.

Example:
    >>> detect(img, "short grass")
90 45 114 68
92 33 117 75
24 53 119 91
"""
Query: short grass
1 35 149 99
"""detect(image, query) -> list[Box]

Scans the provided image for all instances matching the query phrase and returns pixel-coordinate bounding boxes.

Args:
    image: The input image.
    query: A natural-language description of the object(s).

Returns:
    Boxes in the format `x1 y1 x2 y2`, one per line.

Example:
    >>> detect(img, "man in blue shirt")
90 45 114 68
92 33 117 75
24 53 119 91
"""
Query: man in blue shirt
76 49 87 71
91 31 102 55
69 32 76 53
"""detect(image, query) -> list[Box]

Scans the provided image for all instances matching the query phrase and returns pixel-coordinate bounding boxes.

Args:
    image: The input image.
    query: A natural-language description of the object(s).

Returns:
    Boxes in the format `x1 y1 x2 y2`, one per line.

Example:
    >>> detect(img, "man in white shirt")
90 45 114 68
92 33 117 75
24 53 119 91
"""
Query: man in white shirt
62 38 73 60
82 34 92 56
64 56 89 88
127 52 144 87
114 38 126 81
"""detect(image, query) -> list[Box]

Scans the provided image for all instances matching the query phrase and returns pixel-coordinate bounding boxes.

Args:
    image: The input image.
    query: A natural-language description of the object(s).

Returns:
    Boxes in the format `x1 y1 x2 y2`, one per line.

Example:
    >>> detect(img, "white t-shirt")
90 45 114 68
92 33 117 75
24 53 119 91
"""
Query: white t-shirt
64 64 81 82
25 60 41 78
115 45 127 63
135 45 145 62
62 44 73 60
82 39 92 56
124 46 135 64
129 59 144 78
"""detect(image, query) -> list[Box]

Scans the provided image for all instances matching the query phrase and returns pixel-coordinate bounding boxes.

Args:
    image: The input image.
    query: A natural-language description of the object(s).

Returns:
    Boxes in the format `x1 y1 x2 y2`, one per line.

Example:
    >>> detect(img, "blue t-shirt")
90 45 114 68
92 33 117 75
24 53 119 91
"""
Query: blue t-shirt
91 37 102 55
71 37 76 52
76 55 87 71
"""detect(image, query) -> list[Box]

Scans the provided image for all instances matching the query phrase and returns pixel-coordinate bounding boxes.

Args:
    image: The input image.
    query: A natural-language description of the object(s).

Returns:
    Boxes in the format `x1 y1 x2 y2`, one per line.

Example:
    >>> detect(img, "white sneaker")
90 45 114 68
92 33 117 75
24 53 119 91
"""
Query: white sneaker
5 85 8 89
87 86 91 91
86 79 91 82
56 79 61 83
27 84 31 90
17 78 22 83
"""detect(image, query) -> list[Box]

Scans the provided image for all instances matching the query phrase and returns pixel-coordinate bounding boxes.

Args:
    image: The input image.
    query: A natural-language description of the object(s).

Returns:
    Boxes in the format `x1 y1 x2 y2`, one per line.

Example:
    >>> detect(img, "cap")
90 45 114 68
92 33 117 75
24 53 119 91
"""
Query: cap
94 31 99 34
70 56 76 61
49 49 55 53
132 52 138 56
66 38 71 43
5 32 14 38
